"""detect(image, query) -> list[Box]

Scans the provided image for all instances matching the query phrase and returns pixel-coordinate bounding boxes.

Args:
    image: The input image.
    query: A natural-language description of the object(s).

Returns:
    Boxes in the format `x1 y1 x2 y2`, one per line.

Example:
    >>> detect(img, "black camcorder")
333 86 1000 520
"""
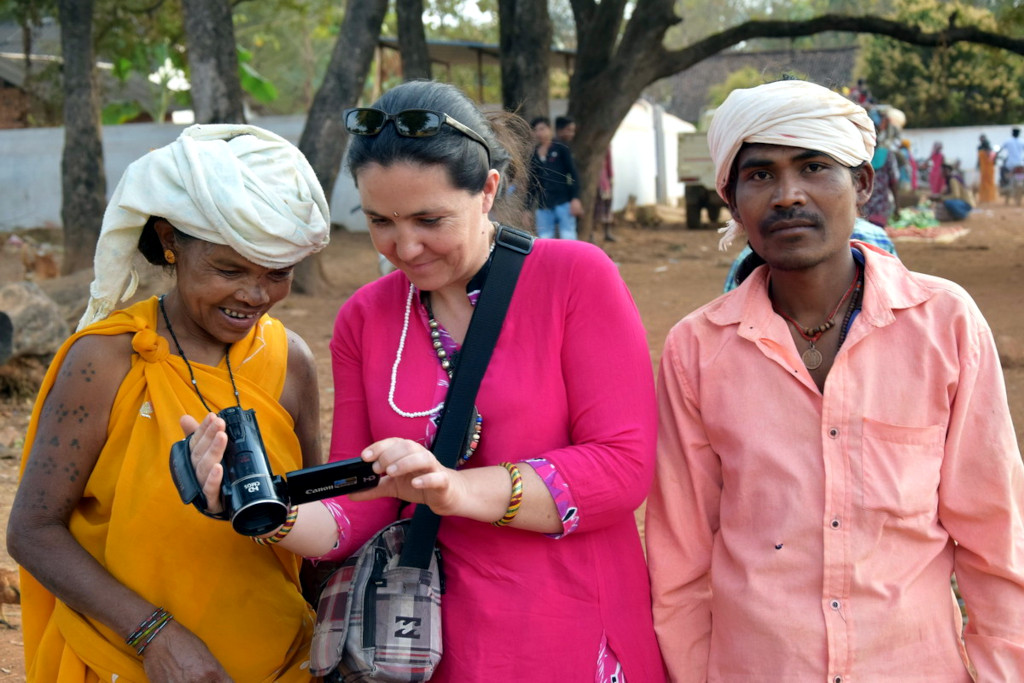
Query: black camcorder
170 406 379 536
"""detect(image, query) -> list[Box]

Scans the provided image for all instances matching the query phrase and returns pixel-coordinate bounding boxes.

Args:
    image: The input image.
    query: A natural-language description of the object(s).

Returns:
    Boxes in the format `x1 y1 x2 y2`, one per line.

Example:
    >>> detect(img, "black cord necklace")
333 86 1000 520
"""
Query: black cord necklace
158 295 241 412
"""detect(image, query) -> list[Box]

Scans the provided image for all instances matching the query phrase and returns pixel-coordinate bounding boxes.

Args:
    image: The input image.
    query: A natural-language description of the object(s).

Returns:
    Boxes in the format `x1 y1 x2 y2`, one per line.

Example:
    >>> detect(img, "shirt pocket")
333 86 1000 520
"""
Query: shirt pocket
860 417 945 517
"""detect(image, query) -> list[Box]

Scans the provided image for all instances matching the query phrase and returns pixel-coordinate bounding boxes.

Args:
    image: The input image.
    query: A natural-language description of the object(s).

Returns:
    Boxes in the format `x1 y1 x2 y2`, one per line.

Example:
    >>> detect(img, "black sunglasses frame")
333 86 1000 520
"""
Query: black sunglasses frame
344 108 491 167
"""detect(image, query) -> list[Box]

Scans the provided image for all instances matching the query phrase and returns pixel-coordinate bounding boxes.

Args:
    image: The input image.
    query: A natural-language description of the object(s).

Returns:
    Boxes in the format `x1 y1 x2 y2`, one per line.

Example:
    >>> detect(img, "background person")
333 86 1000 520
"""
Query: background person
977 134 998 204
528 116 583 239
929 141 947 195
998 126 1024 206
647 79 1024 682
556 114 617 242
7 125 330 680
594 147 617 242
187 81 665 682
555 114 577 144
862 117 900 227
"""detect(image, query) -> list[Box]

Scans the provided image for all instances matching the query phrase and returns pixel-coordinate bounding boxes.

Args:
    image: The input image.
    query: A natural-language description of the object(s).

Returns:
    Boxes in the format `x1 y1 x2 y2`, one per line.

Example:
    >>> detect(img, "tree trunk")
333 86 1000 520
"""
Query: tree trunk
397 0 431 81
294 0 389 295
498 0 551 123
58 0 106 276
181 0 246 124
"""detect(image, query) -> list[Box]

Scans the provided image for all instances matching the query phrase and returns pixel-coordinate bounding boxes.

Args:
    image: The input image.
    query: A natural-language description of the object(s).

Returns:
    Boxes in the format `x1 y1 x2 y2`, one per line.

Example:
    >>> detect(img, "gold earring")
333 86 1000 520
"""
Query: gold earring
164 249 176 264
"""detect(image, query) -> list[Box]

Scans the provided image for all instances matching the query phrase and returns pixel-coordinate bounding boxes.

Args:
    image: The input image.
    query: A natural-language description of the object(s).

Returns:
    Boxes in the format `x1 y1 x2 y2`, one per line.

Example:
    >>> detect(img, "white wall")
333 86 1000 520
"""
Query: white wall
6 113 1002 234
901 123 1024 187
0 115 362 233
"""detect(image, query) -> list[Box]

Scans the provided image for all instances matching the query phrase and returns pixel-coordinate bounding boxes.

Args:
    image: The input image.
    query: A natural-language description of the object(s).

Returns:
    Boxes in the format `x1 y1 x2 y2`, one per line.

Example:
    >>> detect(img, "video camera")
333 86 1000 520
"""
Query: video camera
170 406 379 536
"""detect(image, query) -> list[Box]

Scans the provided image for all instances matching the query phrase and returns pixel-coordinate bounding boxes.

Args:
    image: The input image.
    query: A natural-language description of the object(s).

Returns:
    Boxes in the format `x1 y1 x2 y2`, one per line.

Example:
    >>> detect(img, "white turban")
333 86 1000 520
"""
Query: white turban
707 80 876 250
79 123 331 330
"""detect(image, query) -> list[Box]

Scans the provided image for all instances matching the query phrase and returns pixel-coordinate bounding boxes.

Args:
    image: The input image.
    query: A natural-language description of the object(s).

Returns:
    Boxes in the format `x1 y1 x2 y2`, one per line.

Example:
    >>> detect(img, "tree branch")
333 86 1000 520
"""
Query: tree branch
571 0 630 77
653 14 1024 82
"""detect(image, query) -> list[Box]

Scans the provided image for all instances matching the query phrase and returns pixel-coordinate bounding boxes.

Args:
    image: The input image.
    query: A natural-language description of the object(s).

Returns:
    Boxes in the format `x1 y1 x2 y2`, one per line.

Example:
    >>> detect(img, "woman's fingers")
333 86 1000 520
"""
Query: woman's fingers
180 413 228 514
408 471 450 491
362 438 441 477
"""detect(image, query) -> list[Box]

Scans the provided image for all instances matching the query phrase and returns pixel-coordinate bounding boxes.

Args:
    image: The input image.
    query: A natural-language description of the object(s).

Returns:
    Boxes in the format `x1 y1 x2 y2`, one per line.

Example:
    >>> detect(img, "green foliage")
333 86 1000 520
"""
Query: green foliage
237 46 277 104
233 0 344 115
858 0 1024 126
1 0 56 25
92 0 185 72
424 0 498 43
703 67 810 127
706 67 768 109
101 99 142 125
667 0 751 47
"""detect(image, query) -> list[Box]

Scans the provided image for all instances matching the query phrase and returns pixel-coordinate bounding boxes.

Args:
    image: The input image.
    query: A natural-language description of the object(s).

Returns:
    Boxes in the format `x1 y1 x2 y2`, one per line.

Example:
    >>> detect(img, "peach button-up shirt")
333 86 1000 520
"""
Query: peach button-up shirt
647 243 1024 682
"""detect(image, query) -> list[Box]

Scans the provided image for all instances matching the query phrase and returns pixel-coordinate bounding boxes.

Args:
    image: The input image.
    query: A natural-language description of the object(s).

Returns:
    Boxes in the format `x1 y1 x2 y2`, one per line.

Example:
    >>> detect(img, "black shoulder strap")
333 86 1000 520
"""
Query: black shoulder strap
399 226 534 568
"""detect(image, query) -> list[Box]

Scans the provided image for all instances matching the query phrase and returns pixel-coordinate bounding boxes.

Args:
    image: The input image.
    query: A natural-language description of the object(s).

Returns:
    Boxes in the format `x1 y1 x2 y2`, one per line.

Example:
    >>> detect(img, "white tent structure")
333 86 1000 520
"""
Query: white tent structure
610 99 695 211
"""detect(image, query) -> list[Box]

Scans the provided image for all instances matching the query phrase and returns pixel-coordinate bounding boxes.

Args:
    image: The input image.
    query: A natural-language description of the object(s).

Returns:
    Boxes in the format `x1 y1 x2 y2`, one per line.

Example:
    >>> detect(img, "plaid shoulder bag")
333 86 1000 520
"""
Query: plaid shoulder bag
308 227 534 681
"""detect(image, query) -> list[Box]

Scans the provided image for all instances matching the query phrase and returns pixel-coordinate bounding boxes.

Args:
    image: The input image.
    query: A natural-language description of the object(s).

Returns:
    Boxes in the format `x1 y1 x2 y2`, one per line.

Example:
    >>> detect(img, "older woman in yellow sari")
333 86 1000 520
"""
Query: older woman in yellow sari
7 125 329 681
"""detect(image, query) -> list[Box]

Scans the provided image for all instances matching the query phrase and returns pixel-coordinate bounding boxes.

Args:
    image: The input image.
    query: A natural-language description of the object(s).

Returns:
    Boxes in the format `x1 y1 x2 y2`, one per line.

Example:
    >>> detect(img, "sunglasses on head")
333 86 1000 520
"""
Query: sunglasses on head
344 108 491 167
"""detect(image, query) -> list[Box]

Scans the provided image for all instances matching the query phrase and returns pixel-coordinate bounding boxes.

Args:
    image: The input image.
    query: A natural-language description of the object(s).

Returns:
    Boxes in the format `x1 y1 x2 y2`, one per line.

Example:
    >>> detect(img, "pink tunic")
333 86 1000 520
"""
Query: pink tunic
328 238 665 682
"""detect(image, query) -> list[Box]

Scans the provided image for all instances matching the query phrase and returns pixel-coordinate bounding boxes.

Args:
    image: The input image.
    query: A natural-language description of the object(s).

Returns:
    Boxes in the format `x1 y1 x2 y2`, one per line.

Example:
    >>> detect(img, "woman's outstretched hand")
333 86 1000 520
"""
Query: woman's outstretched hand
351 437 467 516
179 413 228 516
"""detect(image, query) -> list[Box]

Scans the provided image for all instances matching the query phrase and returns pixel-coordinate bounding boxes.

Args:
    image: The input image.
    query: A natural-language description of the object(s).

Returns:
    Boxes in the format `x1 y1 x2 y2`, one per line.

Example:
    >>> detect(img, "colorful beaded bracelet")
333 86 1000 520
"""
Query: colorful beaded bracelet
493 462 524 527
126 606 175 656
253 504 300 546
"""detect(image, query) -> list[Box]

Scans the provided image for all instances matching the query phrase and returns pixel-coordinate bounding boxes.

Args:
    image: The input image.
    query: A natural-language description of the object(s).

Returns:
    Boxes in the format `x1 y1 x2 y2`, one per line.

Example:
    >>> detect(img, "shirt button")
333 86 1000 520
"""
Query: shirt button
831 518 841 529
828 428 840 439
830 599 841 610
833 677 843 683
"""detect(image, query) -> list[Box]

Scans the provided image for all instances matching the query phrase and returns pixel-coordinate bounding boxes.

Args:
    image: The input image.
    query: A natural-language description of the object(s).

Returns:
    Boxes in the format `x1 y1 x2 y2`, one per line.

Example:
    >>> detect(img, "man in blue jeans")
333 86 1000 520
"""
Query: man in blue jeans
528 116 582 239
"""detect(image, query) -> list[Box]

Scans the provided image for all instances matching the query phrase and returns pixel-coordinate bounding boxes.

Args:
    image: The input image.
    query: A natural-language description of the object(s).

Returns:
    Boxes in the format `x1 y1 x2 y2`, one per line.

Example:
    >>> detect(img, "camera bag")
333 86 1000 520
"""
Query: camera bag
309 226 534 681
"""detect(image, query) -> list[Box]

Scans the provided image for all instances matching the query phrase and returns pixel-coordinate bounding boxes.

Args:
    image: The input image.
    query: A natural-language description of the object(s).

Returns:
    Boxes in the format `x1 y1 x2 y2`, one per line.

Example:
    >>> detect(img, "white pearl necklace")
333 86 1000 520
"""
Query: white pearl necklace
388 284 446 418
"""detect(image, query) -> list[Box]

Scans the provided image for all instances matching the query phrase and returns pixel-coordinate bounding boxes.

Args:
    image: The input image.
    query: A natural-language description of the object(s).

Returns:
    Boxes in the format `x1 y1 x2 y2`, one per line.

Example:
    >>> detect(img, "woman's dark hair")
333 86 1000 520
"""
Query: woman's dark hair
137 216 196 266
346 80 531 224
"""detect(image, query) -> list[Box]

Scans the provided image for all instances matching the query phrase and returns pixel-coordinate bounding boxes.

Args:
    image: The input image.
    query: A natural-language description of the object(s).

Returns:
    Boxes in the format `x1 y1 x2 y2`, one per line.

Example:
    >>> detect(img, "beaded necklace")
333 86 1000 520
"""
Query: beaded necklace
387 284 482 465
159 295 241 411
424 295 482 464
773 265 861 371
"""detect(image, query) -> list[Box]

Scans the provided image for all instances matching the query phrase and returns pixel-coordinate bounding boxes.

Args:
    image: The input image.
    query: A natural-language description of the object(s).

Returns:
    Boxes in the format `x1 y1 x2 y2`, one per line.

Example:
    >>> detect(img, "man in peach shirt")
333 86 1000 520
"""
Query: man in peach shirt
646 79 1024 682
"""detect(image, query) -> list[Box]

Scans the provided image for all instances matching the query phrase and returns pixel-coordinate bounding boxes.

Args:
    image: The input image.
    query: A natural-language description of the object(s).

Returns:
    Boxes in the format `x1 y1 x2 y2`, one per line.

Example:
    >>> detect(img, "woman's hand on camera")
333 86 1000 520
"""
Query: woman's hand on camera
353 438 562 532
179 413 228 516
352 438 467 516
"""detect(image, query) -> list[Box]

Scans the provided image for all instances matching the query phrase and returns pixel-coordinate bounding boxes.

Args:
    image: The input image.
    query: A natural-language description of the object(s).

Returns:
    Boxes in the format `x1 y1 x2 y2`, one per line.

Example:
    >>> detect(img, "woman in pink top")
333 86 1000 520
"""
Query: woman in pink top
188 81 664 681
929 141 947 195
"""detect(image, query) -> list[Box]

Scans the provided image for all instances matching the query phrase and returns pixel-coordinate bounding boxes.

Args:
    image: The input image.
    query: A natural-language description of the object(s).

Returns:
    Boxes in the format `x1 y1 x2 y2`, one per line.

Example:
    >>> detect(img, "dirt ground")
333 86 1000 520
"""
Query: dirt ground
0 203 1022 678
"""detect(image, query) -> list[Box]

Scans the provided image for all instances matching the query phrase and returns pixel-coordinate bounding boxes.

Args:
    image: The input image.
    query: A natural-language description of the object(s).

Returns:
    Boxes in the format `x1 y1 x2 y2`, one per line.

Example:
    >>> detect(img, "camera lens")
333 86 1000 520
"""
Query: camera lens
230 489 289 536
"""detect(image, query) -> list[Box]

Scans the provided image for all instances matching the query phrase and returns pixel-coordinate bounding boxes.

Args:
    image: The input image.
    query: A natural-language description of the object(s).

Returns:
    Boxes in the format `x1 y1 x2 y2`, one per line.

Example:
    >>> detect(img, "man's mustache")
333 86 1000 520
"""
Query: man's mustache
757 208 823 234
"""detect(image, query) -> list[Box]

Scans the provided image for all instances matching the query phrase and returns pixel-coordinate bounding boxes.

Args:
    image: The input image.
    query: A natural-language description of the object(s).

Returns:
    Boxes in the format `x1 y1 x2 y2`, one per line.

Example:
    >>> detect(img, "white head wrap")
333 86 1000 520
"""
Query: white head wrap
707 80 876 251
79 123 331 330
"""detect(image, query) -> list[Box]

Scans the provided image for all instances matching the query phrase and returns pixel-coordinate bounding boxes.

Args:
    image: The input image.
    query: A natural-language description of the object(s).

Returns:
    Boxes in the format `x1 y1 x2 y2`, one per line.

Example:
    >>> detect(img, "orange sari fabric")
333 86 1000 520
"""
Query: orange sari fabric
19 297 314 682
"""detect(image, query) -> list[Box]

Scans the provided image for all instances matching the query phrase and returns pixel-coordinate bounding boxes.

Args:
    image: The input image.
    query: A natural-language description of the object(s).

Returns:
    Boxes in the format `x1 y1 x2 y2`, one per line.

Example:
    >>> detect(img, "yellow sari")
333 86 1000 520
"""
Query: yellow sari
19 297 315 681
